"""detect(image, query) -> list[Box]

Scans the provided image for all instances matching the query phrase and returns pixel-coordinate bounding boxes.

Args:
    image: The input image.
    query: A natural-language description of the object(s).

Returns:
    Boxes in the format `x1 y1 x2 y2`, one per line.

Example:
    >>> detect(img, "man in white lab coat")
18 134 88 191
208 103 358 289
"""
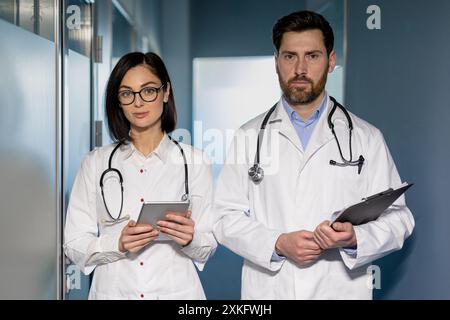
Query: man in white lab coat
213 10 414 299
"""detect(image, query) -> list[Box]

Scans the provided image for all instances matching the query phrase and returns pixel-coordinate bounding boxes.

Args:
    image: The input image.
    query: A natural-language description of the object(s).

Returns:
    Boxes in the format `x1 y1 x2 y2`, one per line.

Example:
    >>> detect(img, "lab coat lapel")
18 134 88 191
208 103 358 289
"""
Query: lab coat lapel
299 95 347 173
269 100 304 154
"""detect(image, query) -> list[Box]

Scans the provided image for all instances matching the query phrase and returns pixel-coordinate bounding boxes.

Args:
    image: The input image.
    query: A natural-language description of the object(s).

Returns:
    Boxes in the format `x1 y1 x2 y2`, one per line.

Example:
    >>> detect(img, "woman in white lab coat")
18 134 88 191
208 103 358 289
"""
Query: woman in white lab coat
64 52 217 300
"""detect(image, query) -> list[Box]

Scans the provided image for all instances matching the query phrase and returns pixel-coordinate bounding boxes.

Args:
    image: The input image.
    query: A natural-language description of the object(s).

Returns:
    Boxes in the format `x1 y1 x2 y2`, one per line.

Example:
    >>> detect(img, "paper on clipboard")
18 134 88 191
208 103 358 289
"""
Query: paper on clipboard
330 182 413 226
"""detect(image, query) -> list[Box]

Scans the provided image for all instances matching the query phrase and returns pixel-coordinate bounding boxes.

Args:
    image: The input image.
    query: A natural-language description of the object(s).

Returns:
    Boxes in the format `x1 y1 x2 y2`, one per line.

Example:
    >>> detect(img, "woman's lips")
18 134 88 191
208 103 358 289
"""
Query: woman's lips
133 112 149 119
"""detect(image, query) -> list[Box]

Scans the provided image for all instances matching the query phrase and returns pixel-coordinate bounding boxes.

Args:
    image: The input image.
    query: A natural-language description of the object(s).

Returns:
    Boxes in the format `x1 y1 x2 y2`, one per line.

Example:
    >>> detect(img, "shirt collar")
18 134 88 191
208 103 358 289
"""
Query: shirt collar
282 93 327 124
119 133 172 163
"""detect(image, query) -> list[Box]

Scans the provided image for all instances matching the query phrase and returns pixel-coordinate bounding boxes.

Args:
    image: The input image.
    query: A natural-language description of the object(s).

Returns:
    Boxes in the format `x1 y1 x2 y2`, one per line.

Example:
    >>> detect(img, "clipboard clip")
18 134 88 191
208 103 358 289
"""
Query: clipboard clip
361 188 393 201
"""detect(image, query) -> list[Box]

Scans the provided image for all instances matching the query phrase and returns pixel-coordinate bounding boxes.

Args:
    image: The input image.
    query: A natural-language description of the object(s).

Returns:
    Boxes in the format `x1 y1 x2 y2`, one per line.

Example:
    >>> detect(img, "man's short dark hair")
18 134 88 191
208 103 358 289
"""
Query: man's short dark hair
105 52 177 142
272 10 334 55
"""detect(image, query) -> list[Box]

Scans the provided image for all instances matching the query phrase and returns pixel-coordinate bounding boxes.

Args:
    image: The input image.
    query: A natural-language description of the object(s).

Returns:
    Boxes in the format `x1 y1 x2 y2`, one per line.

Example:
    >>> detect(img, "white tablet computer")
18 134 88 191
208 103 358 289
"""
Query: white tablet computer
137 201 190 241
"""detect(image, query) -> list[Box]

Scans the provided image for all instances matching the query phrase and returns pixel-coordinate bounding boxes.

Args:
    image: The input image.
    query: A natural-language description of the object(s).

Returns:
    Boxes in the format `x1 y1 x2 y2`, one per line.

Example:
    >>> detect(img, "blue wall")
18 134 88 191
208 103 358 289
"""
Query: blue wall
345 0 450 299
191 0 306 58
161 0 192 133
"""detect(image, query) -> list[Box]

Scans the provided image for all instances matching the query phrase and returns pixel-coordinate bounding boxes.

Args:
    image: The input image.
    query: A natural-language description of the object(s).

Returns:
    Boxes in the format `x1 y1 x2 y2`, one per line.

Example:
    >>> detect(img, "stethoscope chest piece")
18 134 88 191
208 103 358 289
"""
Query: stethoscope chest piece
247 103 277 184
248 164 264 184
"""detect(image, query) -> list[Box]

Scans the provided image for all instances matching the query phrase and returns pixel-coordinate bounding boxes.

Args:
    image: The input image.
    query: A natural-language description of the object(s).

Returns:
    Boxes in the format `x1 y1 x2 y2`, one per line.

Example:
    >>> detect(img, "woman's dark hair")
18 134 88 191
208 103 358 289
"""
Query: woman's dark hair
105 52 177 142
272 10 334 55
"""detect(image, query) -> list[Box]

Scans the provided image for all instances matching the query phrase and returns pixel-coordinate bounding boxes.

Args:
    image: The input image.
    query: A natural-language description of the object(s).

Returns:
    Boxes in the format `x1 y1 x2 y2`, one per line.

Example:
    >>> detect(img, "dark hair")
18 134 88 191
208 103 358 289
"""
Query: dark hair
105 52 177 142
272 10 334 55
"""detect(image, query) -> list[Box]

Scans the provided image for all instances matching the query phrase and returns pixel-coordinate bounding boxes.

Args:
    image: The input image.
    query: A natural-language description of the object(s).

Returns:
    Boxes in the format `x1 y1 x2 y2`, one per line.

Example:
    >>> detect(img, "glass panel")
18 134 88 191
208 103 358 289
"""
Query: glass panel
64 49 92 300
38 0 54 41
0 18 57 299
17 0 35 34
192 56 280 177
0 0 54 41
0 0 16 24
191 56 281 299
65 0 92 57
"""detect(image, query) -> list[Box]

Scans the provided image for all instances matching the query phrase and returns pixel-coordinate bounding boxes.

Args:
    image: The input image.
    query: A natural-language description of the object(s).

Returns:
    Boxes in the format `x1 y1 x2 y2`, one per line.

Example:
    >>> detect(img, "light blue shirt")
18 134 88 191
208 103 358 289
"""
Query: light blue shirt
281 95 327 150
271 94 356 262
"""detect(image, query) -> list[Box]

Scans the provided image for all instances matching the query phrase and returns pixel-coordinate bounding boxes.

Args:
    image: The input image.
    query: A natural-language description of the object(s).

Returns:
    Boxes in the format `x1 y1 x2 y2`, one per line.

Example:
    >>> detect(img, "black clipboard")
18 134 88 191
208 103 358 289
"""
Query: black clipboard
330 183 413 225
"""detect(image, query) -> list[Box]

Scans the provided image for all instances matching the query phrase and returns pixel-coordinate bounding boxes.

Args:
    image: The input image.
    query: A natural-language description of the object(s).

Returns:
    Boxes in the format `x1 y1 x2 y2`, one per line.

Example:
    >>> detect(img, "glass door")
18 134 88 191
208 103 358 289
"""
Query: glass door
63 0 94 300
0 0 58 299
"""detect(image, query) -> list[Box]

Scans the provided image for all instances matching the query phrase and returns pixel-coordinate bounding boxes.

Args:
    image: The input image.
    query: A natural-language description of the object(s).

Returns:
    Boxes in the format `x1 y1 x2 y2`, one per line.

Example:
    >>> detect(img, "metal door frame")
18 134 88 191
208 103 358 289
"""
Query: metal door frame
56 0 96 300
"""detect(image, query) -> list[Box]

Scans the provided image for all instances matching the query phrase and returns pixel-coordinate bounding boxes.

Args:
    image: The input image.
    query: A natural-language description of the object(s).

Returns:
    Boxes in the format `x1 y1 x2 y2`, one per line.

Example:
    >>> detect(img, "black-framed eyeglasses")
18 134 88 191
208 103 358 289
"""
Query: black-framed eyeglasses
118 83 166 105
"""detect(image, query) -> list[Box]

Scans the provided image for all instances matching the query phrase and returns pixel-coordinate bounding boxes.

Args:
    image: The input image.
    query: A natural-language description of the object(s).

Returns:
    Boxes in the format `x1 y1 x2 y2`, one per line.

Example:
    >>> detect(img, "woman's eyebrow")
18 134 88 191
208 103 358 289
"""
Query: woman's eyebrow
140 81 158 87
119 81 158 90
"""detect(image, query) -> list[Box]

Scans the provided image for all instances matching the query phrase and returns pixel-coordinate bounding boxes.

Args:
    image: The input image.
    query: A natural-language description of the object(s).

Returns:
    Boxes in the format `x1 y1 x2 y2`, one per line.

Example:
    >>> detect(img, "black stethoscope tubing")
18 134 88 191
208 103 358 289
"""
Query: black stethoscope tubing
327 96 365 172
248 96 365 183
100 136 189 222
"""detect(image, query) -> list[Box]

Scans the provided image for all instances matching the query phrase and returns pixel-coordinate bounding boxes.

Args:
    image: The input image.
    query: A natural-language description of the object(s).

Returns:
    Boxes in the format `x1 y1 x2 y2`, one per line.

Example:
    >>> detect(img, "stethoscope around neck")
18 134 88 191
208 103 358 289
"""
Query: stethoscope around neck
248 96 365 184
100 135 189 225
327 96 365 173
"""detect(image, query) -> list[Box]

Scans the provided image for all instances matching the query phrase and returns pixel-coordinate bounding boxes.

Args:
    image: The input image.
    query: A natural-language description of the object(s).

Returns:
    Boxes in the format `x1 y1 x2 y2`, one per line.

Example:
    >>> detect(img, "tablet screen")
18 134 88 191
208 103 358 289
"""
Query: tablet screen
137 201 190 241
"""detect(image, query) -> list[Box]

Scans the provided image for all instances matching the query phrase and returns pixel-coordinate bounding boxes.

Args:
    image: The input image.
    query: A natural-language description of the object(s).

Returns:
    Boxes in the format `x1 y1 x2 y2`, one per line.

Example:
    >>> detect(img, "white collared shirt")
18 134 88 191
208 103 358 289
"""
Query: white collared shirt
64 134 217 300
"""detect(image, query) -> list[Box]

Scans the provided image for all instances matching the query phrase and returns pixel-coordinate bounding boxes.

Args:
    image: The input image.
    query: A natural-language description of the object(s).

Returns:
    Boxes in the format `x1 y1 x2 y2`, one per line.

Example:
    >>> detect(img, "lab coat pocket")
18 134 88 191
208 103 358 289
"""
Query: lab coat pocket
324 266 371 299
330 165 365 206
241 261 277 300
89 262 119 299
88 290 124 300
158 281 205 300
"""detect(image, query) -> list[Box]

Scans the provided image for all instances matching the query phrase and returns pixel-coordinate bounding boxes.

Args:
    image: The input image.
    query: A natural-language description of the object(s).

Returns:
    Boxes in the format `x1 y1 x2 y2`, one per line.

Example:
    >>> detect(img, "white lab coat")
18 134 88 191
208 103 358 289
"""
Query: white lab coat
64 134 217 299
213 95 415 299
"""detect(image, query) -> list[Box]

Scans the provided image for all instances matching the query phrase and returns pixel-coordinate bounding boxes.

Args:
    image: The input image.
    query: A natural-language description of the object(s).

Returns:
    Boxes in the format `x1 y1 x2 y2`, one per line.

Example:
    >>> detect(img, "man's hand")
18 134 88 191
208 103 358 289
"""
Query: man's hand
313 220 357 250
119 220 159 253
275 230 323 266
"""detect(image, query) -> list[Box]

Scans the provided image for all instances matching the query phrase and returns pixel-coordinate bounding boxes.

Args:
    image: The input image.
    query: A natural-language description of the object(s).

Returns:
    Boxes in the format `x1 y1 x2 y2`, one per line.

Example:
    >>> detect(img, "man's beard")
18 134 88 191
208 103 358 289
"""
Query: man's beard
279 67 328 106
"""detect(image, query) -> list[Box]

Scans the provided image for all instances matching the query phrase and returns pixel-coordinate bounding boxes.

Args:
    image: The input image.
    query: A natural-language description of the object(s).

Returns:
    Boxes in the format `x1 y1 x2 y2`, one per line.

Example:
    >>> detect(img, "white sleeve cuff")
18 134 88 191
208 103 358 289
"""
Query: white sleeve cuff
339 226 362 270
266 232 286 272
85 232 127 266
180 231 216 271
342 247 358 257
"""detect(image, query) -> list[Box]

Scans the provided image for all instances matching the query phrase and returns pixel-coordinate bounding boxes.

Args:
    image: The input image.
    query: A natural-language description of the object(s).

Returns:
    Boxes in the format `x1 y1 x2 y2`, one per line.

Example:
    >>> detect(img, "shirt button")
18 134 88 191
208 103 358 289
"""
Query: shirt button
140 169 144 173
140 261 144 266
140 294 144 299
140 198 144 202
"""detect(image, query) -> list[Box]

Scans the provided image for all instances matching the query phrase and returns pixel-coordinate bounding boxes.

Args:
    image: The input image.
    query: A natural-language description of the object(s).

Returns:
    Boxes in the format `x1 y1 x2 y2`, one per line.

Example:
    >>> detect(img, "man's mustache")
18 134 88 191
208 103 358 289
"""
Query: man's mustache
288 76 313 84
